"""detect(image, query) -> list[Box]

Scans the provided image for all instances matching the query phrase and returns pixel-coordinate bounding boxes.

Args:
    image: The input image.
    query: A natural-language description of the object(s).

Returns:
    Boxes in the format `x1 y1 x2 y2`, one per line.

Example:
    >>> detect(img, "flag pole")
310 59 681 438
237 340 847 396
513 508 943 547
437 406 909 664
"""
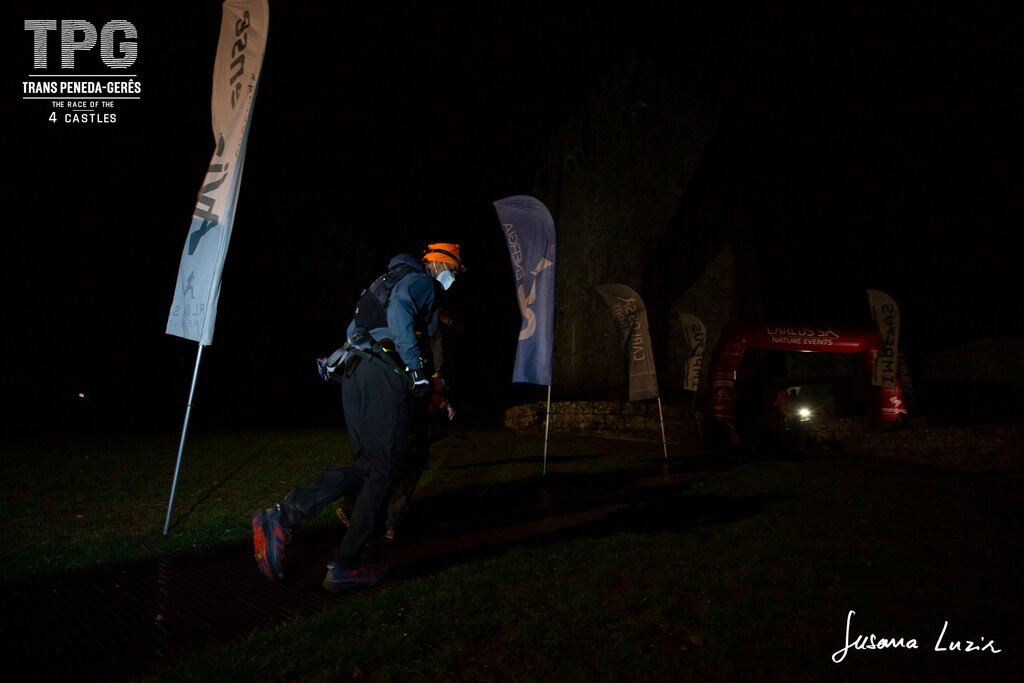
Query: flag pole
657 396 668 459
543 384 552 475
163 343 204 535
162 0 268 535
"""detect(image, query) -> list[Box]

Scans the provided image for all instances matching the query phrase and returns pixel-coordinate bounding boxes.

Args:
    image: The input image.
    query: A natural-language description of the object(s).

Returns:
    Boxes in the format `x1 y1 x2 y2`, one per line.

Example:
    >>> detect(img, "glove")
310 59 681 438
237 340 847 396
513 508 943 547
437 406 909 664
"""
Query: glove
427 374 447 414
408 367 432 399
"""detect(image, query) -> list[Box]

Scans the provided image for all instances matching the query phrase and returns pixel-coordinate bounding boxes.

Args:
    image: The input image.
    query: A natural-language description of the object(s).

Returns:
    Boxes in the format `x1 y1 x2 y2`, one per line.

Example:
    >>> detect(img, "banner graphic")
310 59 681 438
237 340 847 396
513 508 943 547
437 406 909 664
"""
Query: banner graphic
494 195 557 386
679 312 706 392
166 0 269 345
596 283 659 401
866 289 900 387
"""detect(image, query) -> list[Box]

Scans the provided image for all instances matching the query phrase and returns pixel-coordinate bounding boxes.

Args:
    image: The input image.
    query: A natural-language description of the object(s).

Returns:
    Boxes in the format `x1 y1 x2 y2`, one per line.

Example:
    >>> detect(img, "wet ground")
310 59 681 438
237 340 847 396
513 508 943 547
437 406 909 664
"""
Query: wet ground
0 450 747 681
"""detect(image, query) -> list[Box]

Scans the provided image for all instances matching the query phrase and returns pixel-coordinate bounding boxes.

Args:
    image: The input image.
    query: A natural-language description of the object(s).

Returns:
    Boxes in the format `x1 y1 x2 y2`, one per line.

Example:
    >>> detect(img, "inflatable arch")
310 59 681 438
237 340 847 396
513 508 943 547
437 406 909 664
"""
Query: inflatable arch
707 321 906 426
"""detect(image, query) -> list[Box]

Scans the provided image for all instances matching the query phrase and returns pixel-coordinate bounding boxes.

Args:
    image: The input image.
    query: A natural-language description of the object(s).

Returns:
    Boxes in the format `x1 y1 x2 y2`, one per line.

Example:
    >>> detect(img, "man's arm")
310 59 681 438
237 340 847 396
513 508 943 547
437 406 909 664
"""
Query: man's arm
387 274 436 370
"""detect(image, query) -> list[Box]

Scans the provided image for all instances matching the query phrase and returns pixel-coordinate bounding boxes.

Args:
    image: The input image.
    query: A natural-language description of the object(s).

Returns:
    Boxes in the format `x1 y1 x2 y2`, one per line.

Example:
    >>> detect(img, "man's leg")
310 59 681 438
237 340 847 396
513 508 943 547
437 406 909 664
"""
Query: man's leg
385 402 431 538
334 356 410 569
253 455 365 582
279 465 364 528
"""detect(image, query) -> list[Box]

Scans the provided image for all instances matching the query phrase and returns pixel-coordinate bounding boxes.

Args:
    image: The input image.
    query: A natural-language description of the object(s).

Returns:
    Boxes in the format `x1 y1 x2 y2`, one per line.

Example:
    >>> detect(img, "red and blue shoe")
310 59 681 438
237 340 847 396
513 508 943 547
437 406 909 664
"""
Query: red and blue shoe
321 562 388 593
251 505 291 581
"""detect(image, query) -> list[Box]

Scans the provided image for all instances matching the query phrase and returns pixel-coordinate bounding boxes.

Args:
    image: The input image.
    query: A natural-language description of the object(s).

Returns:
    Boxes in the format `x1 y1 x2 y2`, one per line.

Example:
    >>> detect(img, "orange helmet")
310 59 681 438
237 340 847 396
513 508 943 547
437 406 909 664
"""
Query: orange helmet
422 243 465 272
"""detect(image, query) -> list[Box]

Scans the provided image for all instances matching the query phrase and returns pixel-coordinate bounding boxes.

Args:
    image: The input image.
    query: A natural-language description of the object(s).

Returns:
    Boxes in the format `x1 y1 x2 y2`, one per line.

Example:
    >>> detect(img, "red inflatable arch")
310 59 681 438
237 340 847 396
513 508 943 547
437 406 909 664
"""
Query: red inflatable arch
707 321 906 426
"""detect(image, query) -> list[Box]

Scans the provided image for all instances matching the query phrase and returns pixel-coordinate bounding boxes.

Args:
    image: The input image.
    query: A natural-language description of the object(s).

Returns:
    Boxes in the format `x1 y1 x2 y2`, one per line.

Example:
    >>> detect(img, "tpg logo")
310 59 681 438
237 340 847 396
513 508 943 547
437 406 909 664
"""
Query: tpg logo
24 20 138 70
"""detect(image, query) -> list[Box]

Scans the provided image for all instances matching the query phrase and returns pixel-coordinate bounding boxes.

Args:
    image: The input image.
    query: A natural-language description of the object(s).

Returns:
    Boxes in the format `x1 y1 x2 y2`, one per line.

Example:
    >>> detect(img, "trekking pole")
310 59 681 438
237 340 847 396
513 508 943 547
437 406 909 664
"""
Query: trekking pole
449 398 490 423
446 417 480 449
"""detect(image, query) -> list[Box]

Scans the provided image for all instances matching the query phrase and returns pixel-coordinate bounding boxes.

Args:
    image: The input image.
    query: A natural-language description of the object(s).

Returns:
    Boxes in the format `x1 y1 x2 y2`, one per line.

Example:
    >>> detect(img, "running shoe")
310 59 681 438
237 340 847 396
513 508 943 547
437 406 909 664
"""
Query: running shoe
322 562 388 592
251 505 291 581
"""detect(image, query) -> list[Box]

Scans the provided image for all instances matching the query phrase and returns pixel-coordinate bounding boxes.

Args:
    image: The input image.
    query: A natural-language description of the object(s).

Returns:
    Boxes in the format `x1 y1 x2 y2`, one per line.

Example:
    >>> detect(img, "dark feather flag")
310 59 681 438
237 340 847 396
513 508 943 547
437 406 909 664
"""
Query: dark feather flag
679 312 707 393
596 284 660 401
866 289 900 388
596 283 668 457
494 195 557 386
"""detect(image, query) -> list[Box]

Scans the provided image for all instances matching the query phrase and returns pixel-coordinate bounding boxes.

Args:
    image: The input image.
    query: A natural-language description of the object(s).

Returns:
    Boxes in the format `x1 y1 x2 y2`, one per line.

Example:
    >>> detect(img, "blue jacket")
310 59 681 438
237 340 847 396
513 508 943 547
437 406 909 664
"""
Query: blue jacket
346 253 439 371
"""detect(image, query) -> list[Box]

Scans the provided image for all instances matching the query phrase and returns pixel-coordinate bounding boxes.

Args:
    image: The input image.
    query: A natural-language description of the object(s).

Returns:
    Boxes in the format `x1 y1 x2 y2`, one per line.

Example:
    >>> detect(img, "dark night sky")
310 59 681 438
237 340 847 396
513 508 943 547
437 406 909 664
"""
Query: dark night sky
4 2 1021 432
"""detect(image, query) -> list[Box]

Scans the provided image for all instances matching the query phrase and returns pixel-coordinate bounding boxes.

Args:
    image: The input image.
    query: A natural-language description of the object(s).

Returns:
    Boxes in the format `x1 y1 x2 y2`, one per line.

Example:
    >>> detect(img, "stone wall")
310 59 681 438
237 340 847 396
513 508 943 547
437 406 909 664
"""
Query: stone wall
504 402 1024 473
504 400 702 446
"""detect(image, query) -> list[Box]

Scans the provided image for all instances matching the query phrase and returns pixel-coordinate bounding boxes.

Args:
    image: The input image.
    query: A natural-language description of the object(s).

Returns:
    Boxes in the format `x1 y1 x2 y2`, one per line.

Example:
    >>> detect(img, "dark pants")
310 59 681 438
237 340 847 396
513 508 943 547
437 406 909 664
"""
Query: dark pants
280 353 410 569
385 401 432 529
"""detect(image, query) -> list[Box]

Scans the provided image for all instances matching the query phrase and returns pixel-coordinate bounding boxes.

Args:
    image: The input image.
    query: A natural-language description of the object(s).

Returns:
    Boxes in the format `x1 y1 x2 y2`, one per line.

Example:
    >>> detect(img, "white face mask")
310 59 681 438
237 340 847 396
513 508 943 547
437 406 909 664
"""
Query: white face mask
437 269 455 291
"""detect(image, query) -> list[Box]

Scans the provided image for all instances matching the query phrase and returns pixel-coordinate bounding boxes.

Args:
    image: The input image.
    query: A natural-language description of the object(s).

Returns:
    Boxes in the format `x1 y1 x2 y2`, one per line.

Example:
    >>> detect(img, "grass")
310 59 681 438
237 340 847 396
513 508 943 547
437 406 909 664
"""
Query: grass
2 425 1023 681
0 425 658 582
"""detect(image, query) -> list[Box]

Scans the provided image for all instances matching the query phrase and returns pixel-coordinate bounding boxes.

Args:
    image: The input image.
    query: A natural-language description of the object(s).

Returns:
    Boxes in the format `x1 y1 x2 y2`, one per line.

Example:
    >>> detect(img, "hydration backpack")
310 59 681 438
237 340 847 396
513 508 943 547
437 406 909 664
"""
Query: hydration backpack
351 263 418 337
317 262 421 383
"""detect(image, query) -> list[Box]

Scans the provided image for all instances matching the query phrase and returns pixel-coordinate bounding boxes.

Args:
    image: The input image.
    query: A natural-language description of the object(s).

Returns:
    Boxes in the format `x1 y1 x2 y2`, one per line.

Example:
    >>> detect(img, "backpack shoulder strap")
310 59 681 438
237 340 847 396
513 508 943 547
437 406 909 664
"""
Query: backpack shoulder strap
352 263 421 334
373 263 417 305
